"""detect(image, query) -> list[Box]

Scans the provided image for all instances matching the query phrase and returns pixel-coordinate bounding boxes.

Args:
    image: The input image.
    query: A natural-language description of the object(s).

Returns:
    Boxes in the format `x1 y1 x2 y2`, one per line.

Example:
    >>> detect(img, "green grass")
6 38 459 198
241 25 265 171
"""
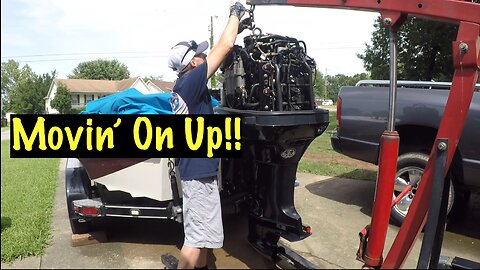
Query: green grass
316 104 336 111
298 160 377 181
1 140 60 263
298 111 377 181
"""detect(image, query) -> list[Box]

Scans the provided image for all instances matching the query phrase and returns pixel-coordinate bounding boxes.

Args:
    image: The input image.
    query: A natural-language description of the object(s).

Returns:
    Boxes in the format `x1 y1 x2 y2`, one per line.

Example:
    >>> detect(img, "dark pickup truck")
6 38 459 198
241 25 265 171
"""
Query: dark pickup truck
331 80 480 225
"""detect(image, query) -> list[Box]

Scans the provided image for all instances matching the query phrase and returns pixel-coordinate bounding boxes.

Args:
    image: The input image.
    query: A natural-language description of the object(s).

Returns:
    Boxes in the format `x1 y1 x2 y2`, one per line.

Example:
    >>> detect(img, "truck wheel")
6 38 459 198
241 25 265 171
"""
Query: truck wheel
391 152 455 226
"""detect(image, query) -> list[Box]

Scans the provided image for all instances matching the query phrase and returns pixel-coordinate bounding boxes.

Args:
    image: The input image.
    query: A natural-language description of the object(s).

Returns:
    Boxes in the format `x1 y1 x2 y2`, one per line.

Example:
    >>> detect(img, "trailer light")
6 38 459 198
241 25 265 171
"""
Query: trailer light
80 207 101 216
73 206 79 213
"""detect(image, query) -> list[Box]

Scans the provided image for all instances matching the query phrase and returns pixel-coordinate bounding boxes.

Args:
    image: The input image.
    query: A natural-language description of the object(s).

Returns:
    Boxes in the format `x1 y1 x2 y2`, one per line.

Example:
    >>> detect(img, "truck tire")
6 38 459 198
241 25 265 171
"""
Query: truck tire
391 152 455 226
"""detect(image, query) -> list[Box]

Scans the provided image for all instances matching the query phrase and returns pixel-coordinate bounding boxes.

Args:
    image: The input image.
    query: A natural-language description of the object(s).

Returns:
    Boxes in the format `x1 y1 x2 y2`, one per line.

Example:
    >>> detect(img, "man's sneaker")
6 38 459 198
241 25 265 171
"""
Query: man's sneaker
161 253 179 269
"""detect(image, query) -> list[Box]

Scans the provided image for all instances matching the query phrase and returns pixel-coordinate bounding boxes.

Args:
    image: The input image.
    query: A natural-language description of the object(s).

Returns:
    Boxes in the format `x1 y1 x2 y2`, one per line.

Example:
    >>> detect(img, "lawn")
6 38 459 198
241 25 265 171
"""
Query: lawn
1 140 60 263
298 110 377 181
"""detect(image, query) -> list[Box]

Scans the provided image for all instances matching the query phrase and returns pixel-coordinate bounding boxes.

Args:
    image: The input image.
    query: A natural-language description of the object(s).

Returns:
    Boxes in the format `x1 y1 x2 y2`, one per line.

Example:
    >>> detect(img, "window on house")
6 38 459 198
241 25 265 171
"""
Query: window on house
71 95 80 105
84 95 94 104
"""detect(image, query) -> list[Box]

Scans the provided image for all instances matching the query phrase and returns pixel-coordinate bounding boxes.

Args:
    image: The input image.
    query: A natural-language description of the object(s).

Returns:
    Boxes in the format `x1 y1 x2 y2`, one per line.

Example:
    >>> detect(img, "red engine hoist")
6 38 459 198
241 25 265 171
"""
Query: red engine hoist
248 0 479 269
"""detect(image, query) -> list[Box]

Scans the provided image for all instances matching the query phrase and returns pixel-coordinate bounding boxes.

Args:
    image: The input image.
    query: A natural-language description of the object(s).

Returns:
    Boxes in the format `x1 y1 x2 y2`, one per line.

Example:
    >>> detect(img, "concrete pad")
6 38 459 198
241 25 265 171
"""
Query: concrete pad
1 256 41 269
280 173 480 269
3 161 478 269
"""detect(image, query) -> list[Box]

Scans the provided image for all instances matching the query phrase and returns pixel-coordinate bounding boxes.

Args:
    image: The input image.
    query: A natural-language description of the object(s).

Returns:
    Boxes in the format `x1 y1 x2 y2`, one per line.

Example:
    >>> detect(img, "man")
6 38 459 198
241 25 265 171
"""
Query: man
161 1 248 269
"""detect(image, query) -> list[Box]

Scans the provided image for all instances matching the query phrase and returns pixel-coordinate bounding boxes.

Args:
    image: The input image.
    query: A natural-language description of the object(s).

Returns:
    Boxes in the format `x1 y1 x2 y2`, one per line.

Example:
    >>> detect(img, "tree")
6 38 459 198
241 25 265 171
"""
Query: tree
358 17 458 81
325 73 370 101
213 73 224 89
313 69 326 98
1 60 34 116
357 18 390 80
142 75 164 82
9 71 56 114
312 69 369 102
69 59 130 80
51 83 72 114
1 60 20 116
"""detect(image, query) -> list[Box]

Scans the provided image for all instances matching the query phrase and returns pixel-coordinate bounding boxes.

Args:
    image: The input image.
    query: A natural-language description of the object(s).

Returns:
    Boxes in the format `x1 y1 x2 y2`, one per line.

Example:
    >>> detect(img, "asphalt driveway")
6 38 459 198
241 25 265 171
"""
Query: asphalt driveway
2 159 479 269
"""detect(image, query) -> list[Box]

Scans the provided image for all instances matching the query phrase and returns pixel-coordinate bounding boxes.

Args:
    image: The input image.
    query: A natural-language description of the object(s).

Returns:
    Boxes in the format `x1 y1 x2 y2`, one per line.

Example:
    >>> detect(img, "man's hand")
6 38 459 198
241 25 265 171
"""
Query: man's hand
230 1 248 20
230 0 247 7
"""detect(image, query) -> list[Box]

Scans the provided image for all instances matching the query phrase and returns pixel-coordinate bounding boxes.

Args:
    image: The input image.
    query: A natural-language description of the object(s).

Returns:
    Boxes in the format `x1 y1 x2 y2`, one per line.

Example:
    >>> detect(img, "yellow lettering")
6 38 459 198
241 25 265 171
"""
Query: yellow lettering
235 117 241 150
113 118 121 128
155 127 173 151
134 117 152 150
96 118 120 151
185 117 203 150
48 126 63 150
96 127 114 151
86 119 93 150
64 127 83 151
12 117 47 151
225 117 232 150
207 126 222 158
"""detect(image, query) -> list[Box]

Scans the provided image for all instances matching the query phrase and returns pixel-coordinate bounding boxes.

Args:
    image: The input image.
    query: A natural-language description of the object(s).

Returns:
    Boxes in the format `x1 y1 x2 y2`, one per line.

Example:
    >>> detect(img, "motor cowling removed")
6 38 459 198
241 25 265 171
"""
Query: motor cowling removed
221 34 317 112
217 32 329 260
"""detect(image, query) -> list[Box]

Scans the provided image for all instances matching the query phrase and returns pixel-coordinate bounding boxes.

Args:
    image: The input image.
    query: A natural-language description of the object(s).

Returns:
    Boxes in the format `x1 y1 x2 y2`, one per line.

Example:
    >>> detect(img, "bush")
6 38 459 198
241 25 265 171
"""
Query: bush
71 106 86 114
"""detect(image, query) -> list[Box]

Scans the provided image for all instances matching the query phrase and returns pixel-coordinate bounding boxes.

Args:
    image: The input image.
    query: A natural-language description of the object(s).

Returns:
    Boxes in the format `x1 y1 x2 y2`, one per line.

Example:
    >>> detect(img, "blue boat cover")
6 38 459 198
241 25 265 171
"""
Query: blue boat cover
81 88 219 115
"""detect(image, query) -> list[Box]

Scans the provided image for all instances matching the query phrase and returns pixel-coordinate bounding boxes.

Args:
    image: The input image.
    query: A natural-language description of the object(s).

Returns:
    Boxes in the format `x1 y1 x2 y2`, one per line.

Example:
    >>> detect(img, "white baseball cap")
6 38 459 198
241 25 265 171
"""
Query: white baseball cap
168 40 209 73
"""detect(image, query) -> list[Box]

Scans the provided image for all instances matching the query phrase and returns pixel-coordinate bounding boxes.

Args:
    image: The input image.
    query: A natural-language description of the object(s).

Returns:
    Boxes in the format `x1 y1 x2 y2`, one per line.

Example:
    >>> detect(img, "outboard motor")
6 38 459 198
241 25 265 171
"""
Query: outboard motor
217 29 329 259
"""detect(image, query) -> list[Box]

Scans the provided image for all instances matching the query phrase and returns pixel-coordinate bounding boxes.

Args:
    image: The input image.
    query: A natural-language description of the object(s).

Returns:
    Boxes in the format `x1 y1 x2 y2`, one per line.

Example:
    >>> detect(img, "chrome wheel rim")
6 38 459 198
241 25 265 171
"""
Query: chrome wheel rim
393 166 422 218
392 165 454 219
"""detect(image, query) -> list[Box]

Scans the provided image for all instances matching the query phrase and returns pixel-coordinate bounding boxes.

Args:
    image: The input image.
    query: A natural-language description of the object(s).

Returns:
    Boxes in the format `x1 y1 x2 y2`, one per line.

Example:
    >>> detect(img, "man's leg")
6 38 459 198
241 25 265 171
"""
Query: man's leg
195 249 208 268
180 177 222 269
178 246 201 269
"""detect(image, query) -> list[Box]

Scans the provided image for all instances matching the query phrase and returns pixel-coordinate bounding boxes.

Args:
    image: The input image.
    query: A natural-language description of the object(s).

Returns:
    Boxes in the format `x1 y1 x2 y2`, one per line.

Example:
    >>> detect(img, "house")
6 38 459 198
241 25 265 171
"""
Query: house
45 77 173 114
146 80 175 93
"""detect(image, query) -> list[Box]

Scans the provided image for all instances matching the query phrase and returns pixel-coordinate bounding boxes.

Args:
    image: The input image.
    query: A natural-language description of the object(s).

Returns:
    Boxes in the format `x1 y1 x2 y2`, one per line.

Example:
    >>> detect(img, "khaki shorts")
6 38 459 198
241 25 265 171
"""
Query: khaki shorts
182 176 224 248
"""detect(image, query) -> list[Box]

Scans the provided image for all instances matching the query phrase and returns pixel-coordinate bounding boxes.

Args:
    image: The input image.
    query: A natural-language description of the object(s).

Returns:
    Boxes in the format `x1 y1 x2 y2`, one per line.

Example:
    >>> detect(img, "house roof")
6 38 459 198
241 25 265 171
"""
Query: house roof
55 77 139 93
149 80 175 92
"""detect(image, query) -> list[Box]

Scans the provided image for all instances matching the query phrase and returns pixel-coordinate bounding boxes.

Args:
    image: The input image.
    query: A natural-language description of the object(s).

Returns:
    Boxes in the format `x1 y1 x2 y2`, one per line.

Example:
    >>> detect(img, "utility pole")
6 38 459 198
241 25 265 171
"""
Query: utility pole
209 15 218 88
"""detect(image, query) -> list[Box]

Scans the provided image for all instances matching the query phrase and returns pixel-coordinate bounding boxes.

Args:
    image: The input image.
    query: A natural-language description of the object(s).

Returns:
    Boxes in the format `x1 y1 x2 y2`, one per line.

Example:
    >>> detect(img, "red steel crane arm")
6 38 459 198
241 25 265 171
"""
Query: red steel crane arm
247 0 479 269
383 21 479 269
248 0 480 24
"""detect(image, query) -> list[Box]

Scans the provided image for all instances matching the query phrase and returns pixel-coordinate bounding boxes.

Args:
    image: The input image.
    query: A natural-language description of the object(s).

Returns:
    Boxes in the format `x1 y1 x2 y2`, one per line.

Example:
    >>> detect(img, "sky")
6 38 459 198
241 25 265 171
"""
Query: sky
1 0 379 82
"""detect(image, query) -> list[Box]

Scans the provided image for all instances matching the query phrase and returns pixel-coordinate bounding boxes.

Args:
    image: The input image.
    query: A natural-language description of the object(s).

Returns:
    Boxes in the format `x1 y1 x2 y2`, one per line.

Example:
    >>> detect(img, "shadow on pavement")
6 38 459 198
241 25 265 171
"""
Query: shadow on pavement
446 192 480 240
96 217 184 248
91 209 276 269
221 211 278 269
305 177 375 216
305 177 480 241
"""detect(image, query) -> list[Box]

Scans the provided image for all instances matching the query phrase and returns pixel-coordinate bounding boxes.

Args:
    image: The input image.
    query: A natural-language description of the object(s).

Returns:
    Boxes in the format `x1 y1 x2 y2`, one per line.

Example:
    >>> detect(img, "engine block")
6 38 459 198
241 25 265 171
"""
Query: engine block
221 33 317 111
